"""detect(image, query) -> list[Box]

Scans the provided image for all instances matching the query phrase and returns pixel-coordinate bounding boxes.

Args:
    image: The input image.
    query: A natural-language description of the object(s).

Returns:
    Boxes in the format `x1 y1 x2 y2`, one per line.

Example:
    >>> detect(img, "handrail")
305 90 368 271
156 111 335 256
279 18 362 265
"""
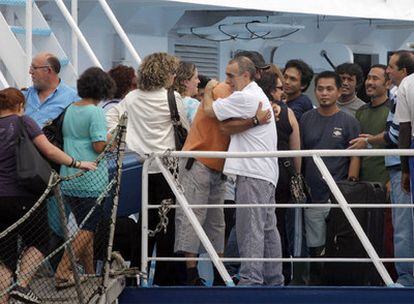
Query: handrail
152 149 414 158
141 149 414 287
54 0 102 68
97 0 141 66
25 0 32 86
0 69 9 88
147 203 414 209
71 0 78 74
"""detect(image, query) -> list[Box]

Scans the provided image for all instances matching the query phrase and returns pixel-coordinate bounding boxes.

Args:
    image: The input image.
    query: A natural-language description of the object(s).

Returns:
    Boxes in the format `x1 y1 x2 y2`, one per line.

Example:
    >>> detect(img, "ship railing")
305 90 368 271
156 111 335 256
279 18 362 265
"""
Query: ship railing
141 149 414 287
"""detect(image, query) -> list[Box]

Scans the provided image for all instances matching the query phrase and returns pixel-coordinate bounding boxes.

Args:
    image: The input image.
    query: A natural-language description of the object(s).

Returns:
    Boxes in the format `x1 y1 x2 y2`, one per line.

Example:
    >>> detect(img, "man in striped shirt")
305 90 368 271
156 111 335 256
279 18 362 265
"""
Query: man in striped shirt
350 50 414 286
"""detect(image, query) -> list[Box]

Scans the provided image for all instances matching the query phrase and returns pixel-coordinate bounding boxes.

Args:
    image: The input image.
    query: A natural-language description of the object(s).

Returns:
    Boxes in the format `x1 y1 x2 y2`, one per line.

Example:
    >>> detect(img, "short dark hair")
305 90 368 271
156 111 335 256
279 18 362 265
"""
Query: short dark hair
198 74 210 90
77 67 116 100
46 55 61 74
335 62 364 89
229 56 256 80
314 71 342 89
393 50 414 76
370 64 389 81
234 50 269 69
285 59 314 92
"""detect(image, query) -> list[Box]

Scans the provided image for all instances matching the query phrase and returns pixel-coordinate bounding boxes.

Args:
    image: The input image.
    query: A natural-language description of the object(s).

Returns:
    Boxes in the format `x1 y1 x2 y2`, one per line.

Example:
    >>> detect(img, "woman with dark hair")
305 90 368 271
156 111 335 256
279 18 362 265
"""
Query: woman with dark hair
54 67 115 288
173 61 200 125
101 65 137 111
259 64 301 284
0 88 96 303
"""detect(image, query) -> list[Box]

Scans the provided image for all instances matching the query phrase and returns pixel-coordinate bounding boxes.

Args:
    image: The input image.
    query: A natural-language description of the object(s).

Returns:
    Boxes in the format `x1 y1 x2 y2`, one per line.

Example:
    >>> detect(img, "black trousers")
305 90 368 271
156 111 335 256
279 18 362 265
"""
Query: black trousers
138 173 186 286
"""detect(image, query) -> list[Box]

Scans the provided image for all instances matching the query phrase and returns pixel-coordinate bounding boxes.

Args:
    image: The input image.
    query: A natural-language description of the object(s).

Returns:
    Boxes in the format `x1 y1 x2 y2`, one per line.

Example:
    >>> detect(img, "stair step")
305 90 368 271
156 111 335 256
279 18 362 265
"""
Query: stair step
0 0 32 6
10 26 52 36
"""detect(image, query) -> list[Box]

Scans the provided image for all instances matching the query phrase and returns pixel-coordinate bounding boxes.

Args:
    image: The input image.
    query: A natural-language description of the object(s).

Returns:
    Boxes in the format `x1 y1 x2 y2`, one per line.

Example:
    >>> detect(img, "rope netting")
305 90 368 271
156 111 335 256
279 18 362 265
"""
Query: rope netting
0 114 127 304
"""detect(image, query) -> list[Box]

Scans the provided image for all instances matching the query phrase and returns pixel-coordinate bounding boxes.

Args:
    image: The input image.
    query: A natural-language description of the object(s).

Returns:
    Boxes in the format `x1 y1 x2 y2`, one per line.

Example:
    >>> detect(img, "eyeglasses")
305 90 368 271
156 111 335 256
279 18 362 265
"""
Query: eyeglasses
29 65 50 71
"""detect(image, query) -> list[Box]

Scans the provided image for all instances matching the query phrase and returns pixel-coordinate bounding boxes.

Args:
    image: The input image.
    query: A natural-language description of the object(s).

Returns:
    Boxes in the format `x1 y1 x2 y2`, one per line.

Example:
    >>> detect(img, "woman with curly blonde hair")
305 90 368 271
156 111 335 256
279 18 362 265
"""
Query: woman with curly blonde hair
106 52 188 286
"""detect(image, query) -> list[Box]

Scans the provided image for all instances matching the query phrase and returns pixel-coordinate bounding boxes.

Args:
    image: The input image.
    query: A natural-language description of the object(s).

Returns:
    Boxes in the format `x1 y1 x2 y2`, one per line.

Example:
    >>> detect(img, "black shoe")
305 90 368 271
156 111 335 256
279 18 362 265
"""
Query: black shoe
10 285 42 304
187 277 207 286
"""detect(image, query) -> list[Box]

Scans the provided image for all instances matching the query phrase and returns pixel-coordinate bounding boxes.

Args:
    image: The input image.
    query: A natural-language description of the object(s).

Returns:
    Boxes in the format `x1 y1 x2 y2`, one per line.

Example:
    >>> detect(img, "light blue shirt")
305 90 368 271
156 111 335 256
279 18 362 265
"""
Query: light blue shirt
60 104 108 197
183 96 200 125
24 80 80 128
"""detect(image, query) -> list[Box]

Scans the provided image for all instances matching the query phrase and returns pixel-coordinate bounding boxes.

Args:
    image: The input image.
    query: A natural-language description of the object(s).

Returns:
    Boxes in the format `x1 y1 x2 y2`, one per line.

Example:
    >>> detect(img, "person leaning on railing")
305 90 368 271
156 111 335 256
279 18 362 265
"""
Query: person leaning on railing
54 67 115 289
106 52 190 286
0 88 96 304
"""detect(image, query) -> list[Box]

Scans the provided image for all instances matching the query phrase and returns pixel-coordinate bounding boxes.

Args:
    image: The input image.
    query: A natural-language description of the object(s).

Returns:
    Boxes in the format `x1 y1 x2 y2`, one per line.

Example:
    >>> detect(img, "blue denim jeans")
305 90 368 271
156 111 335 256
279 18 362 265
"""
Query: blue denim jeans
390 168 414 286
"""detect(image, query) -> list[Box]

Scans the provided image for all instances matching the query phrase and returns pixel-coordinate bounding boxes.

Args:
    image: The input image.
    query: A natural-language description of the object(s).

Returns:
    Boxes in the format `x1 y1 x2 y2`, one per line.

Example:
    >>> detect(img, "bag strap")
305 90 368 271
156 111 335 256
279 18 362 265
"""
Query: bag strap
282 158 297 177
17 116 28 139
167 89 181 124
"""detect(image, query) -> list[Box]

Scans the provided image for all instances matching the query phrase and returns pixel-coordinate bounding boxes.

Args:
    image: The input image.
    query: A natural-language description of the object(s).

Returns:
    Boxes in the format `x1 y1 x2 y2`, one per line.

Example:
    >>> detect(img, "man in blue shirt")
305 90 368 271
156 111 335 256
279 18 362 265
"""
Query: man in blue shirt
283 59 314 121
24 52 79 127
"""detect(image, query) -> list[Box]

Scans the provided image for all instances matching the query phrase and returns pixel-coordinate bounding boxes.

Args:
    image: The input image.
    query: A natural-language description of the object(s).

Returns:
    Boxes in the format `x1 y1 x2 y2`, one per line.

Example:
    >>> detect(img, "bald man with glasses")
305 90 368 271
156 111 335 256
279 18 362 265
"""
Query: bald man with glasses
24 52 79 127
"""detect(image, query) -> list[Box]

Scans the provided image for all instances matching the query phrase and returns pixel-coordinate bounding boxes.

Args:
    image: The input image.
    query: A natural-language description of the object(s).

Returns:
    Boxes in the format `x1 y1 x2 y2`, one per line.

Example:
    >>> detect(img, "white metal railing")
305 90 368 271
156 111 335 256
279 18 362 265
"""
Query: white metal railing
25 0 32 87
54 0 102 68
97 0 142 66
141 149 414 287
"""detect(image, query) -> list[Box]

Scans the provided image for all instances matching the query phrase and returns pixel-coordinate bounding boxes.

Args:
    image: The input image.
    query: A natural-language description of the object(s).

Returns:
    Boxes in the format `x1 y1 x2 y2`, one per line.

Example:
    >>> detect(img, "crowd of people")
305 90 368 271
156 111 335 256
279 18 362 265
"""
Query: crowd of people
1 48 414 302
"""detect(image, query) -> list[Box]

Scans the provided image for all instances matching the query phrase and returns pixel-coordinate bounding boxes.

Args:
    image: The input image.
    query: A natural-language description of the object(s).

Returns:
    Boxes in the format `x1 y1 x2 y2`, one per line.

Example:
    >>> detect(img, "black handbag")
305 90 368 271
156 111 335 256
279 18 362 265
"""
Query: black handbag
16 116 53 195
167 89 188 150
42 107 68 150
282 159 310 204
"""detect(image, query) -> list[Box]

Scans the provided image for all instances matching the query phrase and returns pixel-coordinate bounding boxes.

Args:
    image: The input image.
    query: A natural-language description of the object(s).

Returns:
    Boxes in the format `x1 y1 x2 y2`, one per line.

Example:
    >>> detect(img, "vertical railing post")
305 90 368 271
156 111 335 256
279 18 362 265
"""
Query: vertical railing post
140 159 150 287
25 0 32 87
312 155 394 286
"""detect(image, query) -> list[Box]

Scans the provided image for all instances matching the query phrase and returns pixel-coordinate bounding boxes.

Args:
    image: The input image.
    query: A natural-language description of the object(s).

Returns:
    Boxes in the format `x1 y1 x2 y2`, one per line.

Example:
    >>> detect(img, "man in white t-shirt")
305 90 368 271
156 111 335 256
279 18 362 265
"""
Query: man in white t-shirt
202 56 283 286
395 72 414 194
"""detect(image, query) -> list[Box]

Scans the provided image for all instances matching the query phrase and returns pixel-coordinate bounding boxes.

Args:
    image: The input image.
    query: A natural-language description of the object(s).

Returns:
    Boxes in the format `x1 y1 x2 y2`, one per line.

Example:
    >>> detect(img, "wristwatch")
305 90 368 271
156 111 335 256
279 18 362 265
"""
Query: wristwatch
364 137 373 149
252 115 259 126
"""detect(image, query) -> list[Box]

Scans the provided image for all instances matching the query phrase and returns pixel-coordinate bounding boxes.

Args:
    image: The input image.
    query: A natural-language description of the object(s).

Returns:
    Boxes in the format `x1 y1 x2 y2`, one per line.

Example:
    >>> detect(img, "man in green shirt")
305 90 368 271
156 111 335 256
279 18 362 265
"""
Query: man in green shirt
355 64 391 184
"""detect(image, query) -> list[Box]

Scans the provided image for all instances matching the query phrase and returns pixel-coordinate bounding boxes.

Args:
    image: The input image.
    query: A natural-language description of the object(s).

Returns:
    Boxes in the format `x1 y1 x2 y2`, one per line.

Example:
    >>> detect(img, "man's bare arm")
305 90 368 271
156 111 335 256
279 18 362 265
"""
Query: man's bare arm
201 79 219 118
219 102 271 135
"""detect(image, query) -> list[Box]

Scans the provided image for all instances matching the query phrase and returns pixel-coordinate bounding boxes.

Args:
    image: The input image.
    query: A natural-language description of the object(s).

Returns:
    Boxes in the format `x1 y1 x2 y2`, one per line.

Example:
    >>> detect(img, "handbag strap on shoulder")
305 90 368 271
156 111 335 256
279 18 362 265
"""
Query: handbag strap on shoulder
167 89 181 124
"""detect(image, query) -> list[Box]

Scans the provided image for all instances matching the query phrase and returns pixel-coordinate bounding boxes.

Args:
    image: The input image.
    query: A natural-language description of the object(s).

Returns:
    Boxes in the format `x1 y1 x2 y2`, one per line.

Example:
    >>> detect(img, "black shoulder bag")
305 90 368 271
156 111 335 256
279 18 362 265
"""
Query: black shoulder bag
282 159 311 204
16 117 53 195
42 107 68 150
167 89 188 150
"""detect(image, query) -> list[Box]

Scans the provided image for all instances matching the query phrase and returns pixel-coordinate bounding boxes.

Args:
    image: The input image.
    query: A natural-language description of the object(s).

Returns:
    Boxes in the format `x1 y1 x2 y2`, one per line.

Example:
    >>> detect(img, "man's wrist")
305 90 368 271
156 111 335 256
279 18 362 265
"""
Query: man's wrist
252 115 259 127
364 137 373 149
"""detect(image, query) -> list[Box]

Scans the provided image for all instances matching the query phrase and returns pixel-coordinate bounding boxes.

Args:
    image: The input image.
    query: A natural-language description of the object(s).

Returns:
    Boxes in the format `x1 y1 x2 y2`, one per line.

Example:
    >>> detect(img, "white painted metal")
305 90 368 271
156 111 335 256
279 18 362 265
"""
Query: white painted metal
0 70 9 89
0 12 27 86
25 0 32 87
97 0 142 66
71 0 78 74
147 203 414 209
54 0 102 68
152 149 414 159
154 157 235 287
140 159 149 287
165 0 414 22
312 155 393 286
13 3 78 86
